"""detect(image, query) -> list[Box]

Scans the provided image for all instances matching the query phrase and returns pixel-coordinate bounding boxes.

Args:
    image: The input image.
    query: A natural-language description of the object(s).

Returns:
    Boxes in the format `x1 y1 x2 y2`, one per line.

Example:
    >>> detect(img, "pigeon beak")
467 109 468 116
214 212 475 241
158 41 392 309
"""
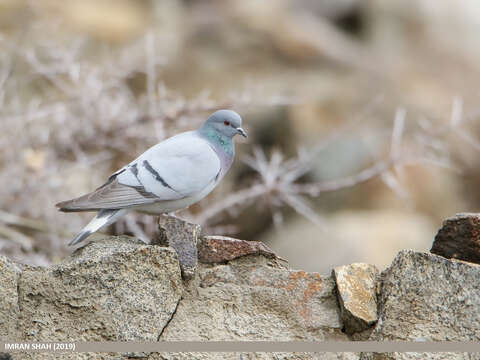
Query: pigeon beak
236 127 248 138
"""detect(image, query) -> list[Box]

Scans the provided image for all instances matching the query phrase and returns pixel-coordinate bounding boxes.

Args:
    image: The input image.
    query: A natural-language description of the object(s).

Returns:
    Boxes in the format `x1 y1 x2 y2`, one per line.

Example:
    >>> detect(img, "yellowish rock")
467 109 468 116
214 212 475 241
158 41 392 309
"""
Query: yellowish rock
333 263 378 334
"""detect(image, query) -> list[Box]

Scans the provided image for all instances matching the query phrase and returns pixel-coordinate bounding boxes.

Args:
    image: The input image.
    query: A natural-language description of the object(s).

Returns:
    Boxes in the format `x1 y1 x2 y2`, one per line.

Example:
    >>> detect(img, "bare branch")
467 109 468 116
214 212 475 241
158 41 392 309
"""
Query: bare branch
454 128 480 152
380 170 409 199
391 107 406 178
0 225 33 251
145 31 162 138
391 107 406 161
450 96 463 128
291 159 392 197
125 216 149 243
190 184 267 224
0 210 50 233
279 193 326 229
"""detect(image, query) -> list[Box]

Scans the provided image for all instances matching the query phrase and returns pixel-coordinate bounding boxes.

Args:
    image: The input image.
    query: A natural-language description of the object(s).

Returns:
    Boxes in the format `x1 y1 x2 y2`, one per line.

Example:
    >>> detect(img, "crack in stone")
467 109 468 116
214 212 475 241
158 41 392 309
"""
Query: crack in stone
157 296 182 341
16 269 23 323
12 267 24 342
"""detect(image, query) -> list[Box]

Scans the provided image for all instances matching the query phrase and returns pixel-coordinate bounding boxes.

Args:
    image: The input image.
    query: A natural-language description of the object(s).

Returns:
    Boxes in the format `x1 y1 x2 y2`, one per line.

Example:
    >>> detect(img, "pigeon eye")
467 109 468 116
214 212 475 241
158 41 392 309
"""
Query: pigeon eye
224 120 230 126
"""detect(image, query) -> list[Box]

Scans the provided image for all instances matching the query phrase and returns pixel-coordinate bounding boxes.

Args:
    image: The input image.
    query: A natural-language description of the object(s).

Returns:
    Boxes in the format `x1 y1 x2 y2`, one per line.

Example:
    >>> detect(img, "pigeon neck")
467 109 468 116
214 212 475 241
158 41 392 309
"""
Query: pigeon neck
198 127 235 158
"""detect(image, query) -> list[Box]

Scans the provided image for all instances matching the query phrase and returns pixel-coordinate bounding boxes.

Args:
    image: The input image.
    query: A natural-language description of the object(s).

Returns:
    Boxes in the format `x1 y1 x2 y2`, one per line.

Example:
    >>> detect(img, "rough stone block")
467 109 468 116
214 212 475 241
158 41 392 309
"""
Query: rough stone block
198 235 278 264
156 216 200 279
17 236 182 341
0 255 21 341
431 213 480 264
369 250 480 342
333 263 378 334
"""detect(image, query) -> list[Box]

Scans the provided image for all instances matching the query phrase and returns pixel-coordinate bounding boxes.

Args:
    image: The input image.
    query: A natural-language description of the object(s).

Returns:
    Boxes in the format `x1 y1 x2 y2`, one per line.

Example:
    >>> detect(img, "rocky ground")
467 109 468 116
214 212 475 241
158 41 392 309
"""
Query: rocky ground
2 214 480 359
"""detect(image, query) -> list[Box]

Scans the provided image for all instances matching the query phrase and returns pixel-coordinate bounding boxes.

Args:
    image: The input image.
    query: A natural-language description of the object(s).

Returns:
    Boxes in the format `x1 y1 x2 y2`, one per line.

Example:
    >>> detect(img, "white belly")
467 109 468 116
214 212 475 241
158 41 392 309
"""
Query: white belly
134 179 218 215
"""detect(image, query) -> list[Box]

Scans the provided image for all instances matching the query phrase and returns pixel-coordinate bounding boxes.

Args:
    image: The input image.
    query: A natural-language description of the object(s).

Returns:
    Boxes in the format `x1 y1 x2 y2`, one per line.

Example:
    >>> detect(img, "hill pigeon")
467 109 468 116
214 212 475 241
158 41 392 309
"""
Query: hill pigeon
56 110 247 246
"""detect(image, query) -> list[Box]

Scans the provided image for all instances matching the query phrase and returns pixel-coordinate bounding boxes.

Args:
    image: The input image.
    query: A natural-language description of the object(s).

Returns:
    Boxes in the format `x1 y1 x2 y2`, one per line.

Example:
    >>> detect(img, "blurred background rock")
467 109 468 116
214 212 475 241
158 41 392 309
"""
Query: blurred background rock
1 0 479 273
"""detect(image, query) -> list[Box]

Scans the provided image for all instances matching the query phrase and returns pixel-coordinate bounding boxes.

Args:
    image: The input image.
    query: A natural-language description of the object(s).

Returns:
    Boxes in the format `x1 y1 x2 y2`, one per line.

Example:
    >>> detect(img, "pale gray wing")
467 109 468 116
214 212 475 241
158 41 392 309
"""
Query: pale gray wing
56 173 160 212
128 132 221 197
57 132 221 212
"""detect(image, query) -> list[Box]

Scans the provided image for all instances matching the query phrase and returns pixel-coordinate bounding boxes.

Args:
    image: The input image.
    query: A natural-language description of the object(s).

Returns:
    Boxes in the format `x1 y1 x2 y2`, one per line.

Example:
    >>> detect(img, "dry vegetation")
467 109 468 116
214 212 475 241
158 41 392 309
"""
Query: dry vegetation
1 1 480 269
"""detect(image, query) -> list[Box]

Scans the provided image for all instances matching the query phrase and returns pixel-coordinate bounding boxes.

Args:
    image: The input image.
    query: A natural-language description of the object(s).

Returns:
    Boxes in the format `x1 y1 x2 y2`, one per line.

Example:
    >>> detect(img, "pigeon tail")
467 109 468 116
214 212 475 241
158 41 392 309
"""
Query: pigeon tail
69 208 128 246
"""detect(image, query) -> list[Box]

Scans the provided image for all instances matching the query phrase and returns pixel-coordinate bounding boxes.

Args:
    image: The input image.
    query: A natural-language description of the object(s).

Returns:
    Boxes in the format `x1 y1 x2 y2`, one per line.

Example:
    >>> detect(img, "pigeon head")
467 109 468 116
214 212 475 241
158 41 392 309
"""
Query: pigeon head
202 110 247 139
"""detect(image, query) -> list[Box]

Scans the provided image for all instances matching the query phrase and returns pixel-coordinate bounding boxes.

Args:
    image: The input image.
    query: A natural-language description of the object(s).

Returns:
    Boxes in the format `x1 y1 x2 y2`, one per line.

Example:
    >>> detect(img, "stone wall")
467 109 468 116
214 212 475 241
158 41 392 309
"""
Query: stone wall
1 215 480 360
